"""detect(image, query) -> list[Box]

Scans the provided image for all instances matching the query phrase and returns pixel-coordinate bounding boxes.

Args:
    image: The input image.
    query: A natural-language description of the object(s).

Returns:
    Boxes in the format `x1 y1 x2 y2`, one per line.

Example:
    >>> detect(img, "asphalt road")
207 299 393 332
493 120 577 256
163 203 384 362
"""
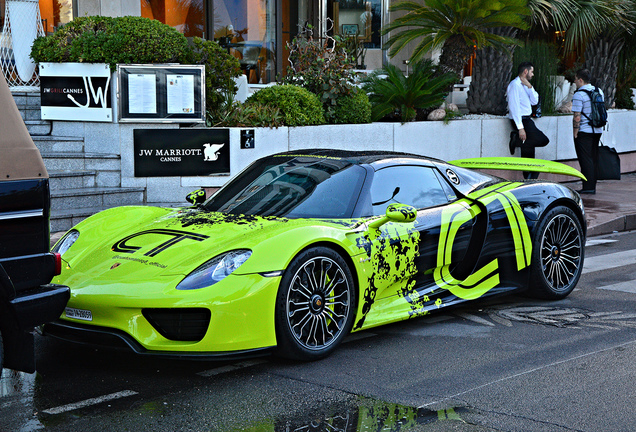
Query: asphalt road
2 230 636 432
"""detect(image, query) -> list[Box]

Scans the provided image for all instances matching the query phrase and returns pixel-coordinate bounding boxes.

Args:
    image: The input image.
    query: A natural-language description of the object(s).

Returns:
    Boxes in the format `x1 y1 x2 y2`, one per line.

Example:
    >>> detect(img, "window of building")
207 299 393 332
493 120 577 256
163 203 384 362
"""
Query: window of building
333 0 381 49
38 0 73 34
141 0 204 38
212 0 277 83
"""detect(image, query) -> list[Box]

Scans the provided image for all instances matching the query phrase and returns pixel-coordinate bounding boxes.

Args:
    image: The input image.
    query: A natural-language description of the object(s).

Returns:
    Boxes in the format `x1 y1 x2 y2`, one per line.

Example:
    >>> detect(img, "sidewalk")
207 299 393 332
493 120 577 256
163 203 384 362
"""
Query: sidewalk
567 172 636 237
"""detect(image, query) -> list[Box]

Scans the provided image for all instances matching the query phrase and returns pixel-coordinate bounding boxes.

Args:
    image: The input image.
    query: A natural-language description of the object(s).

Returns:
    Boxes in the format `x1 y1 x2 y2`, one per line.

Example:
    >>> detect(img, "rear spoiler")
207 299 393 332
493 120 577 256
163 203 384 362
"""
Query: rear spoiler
449 157 586 181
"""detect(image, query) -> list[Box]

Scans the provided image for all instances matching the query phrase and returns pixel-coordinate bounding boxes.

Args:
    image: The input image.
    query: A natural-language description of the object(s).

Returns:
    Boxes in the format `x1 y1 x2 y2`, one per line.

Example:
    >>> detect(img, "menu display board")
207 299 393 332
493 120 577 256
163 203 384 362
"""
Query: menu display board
117 65 205 123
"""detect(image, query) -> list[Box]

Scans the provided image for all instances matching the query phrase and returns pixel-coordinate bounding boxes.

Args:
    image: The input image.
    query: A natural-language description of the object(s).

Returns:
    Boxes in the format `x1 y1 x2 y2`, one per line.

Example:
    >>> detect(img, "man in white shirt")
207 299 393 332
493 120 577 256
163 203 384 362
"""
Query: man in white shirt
507 62 549 179
572 68 604 194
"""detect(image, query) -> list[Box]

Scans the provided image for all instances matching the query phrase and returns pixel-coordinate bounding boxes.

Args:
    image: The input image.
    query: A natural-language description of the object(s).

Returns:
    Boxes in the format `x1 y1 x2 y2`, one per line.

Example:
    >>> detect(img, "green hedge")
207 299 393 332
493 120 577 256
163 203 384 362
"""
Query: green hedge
332 87 371 124
30 17 242 113
246 85 325 126
30 16 189 69
184 38 241 115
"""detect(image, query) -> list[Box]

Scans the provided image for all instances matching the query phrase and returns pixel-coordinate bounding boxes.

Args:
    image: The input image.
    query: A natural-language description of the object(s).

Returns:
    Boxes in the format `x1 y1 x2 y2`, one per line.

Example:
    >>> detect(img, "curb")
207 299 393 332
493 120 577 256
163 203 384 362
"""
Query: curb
587 214 636 237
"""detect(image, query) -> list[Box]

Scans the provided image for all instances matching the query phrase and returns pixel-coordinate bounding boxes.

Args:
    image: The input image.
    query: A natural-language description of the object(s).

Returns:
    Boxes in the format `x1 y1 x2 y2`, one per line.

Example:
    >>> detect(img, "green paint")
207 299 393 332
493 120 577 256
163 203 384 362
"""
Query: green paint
450 157 587 180
435 182 532 300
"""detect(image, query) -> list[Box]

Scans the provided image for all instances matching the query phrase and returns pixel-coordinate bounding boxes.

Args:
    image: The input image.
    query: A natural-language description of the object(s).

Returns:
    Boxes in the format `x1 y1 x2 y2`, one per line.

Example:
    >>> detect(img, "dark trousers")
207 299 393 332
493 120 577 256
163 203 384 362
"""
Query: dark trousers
574 132 602 191
510 118 550 179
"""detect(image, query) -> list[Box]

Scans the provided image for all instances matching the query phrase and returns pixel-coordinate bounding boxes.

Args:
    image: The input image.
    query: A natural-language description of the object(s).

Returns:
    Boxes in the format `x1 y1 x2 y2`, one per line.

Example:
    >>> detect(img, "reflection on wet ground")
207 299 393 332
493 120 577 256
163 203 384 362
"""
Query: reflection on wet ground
0 368 41 431
1 369 34 399
239 396 470 432
2 361 471 432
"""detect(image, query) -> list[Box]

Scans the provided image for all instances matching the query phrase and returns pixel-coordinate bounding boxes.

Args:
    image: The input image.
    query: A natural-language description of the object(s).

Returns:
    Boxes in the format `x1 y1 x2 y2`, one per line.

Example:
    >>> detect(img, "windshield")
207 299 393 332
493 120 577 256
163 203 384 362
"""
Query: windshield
204 155 367 218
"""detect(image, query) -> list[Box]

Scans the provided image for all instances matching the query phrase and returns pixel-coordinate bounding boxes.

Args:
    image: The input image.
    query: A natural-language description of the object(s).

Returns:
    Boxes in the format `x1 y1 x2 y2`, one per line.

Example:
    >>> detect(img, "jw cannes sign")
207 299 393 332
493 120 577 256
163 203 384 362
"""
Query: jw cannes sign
40 63 112 122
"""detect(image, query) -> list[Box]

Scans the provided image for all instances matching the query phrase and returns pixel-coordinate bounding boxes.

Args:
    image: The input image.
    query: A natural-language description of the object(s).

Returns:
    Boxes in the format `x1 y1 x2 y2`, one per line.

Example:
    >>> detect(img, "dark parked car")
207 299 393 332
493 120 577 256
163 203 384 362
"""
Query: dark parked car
0 74 69 373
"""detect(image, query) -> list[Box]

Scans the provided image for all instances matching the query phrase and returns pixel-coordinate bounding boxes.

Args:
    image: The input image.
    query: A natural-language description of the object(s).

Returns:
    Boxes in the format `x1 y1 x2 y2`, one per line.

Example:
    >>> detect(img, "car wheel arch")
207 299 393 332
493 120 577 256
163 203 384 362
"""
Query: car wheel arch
535 198 587 238
282 241 360 297
274 242 359 360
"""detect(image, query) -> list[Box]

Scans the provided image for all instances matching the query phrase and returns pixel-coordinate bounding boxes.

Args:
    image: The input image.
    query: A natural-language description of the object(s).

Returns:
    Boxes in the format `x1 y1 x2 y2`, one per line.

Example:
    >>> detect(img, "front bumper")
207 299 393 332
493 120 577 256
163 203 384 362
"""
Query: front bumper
44 319 274 360
51 272 280 354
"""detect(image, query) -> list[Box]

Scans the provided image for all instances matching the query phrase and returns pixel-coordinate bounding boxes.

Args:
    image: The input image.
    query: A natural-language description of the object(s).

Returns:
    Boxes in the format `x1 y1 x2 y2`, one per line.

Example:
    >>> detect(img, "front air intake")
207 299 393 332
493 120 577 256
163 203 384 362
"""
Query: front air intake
142 308 211 341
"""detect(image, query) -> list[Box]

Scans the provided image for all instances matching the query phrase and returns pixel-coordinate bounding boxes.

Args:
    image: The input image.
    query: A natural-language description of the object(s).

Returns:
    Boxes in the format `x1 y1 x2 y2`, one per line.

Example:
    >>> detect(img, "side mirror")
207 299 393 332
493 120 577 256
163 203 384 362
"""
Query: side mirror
186 189 206 205
368 203 417 230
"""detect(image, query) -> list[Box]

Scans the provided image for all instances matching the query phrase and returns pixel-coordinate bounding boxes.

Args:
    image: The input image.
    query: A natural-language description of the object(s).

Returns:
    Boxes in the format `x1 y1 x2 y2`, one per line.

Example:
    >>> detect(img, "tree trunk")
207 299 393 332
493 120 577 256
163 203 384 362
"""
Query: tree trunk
438 34 476 79
467 27 518 115
583 34 625 108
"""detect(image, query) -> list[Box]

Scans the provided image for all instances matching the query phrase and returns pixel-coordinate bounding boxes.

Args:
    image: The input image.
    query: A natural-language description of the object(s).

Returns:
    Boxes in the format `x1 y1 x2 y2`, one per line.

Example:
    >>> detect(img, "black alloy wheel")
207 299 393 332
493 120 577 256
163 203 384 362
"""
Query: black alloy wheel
275 246 356 360
530 206 584 299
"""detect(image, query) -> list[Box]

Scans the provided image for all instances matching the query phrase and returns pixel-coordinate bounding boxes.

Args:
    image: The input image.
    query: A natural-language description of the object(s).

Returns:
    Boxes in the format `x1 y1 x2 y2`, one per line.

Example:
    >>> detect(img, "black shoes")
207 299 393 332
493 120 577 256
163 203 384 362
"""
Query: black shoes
578 189 596 194
509 131 517 155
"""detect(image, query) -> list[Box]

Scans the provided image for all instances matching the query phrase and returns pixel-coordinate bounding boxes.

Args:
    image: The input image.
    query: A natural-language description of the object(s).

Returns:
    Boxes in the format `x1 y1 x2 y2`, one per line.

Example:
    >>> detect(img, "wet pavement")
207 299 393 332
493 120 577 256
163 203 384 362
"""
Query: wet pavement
567 172 636 237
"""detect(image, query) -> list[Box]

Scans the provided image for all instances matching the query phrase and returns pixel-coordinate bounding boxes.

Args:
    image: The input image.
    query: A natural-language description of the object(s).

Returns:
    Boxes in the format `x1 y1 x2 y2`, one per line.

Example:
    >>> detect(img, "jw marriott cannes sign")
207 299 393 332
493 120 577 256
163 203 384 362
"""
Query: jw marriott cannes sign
39 63 112 122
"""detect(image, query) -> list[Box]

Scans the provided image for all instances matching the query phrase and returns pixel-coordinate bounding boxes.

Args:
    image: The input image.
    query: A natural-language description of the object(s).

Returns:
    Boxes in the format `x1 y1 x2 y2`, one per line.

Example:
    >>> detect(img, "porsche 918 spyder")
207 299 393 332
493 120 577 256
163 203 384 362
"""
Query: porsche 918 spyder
47 150 586 360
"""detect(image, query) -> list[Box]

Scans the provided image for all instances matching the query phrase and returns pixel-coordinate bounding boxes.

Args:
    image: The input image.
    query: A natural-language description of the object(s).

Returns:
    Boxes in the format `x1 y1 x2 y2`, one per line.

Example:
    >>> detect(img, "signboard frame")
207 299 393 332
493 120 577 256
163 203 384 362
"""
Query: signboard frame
134 129 230 177
39 62 113 122
117 64 205 123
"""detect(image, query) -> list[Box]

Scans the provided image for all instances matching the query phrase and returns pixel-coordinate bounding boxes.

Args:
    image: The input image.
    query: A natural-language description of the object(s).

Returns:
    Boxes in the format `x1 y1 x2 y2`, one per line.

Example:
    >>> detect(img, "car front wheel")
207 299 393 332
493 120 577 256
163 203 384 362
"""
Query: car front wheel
529 206 584 299
275 247 356 360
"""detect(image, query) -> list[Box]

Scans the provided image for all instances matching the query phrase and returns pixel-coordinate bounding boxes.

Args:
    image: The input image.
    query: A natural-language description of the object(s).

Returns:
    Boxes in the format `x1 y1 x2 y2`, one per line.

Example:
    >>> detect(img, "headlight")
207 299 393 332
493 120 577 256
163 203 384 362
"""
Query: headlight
176 249 252 290
52 230 80 255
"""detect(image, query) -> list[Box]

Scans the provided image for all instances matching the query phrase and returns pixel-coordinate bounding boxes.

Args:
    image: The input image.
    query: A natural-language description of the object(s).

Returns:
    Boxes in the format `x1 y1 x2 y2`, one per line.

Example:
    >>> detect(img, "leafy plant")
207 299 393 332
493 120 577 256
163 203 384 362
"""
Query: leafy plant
512 41 560 115
443 107 463 124
209 100 284 128
30 16 189 70
340 35 367 69
245 85 325 126
332 86 372 124
31 17 241 115
282 26 356 123
361 60 457 122
382 0 530 77
615 29 636 109
184 37 242 116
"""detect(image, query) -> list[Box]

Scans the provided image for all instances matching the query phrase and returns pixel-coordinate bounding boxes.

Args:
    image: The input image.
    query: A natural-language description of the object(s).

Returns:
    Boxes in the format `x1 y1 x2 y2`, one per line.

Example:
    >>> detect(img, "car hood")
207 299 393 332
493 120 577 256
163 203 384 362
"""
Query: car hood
55 206 359 289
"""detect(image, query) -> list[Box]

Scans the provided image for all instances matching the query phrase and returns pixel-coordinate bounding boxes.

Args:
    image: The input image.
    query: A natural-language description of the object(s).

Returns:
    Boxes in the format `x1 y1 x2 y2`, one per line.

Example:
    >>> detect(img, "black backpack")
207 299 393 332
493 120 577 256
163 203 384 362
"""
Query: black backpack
576 86 607 128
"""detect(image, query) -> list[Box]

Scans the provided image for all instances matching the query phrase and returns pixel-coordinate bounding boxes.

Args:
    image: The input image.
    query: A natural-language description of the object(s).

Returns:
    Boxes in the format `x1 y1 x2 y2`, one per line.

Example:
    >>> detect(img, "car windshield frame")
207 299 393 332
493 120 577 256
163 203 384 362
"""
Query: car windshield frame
203 155 367 219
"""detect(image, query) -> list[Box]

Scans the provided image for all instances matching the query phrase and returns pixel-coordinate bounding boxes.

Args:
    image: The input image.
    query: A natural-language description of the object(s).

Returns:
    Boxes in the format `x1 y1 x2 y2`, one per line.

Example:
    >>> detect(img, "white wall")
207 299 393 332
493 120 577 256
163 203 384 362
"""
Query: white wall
77 0 141 17
117 110 636 203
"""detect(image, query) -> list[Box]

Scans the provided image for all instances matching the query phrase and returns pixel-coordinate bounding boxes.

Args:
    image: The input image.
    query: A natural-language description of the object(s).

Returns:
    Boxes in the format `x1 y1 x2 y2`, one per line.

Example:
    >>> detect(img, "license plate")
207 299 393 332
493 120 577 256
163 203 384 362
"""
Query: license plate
65 307 93 321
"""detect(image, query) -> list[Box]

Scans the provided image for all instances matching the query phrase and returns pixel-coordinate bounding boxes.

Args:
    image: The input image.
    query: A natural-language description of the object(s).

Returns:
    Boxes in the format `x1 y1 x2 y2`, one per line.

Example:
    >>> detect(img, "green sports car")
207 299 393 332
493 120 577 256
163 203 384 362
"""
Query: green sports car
47 150 586 360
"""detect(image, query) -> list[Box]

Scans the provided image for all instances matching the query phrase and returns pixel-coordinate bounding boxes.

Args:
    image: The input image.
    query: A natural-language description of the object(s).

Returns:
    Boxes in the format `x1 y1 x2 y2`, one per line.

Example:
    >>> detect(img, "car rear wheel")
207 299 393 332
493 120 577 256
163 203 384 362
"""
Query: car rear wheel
275 247 356 361
529 206 584 299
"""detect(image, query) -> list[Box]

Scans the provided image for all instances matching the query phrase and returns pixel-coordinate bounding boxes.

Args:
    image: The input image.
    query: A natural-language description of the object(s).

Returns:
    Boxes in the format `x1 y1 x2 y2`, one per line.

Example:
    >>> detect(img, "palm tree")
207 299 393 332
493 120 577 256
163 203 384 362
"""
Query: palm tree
361 60 458 122
568 1 636 108
467 0 635 113
382 0 531 79
466 0 577 114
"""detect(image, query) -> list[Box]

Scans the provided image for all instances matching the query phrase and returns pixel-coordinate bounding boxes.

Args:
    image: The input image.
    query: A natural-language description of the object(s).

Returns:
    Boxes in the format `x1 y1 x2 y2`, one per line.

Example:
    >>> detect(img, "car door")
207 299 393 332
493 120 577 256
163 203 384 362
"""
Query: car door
354 165 477 328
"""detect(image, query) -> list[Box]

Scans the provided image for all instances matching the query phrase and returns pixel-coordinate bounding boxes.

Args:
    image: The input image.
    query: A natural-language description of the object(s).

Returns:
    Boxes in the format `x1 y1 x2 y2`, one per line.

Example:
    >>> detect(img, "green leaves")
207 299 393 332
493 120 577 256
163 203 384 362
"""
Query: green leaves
362 60 457 122
185 37 241 115
282 31 356 123
245 85 326 126
383 0 530 73
30 17 242 117
30 16 190 70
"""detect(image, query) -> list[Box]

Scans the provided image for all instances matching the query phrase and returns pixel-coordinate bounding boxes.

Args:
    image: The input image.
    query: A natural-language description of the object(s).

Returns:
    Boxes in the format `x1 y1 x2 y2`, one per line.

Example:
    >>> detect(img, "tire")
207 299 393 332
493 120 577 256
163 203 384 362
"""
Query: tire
275 247 357 360
529 206 585 299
